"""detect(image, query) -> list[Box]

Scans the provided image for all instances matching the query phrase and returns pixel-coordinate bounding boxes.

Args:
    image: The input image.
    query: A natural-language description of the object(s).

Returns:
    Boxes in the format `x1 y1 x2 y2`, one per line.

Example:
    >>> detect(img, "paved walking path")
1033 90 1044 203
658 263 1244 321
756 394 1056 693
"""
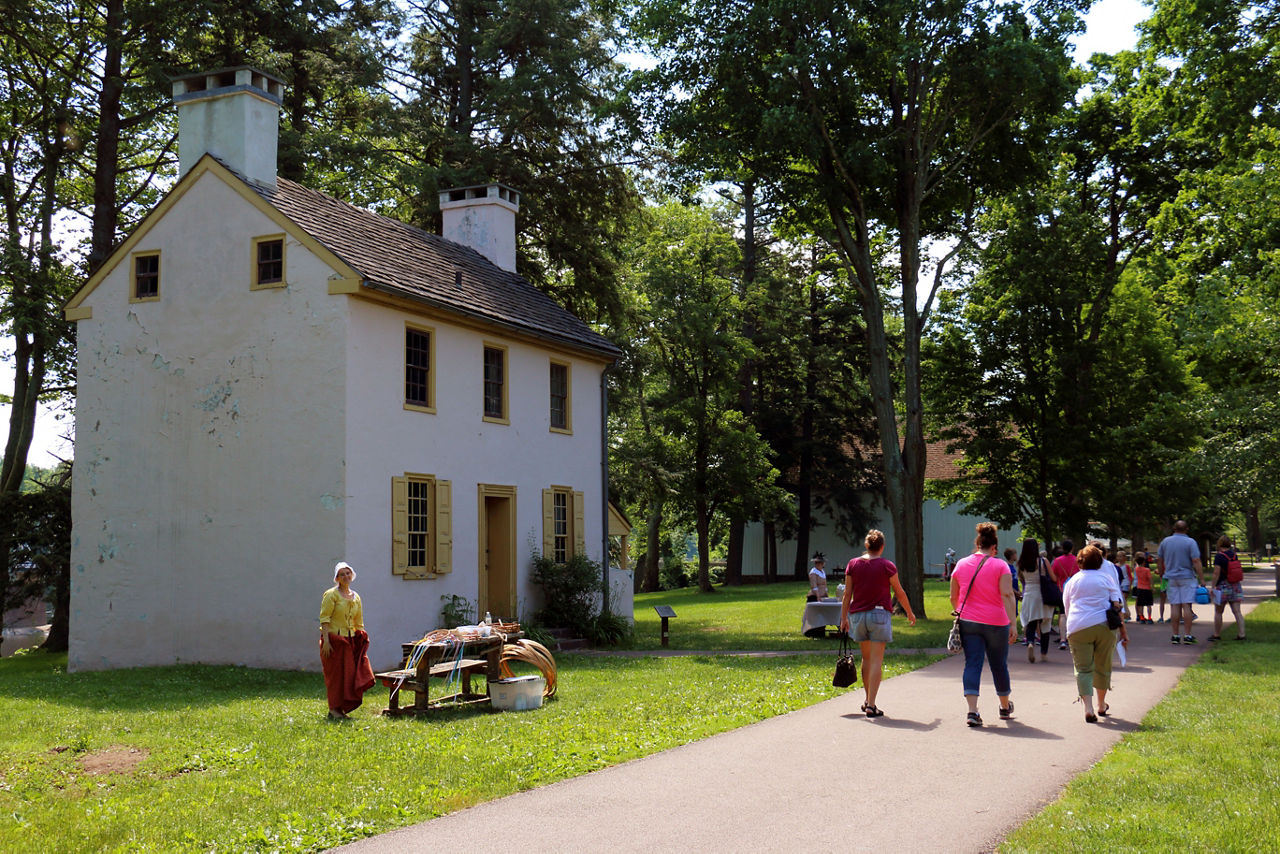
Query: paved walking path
335 576 1271 854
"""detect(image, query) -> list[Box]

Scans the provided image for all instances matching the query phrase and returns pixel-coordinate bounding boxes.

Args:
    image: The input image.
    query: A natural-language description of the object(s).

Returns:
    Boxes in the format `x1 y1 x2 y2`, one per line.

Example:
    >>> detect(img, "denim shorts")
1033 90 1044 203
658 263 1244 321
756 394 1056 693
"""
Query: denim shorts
849 608 892 643
1166 578 1197 605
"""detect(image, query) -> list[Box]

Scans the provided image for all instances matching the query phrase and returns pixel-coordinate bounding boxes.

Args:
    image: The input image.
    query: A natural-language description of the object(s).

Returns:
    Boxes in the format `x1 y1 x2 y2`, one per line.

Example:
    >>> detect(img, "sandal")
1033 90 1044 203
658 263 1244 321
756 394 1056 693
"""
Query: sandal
864 704 884 718
1084 712 1098 723
1208 635 1221 642
999 702 1014 719
966 711 983 727
1097 704 1110 717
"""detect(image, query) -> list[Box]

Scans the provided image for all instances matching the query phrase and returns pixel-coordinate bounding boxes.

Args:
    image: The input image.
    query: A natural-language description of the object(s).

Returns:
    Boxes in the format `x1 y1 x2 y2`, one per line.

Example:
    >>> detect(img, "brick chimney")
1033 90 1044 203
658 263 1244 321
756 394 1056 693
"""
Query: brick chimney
438 184 521 273
171 67 285 189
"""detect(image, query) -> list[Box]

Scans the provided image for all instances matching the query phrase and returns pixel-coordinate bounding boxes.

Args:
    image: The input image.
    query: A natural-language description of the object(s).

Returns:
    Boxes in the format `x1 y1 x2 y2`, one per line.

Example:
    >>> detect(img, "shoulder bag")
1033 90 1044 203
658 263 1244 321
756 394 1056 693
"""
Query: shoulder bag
946 556 989 653
832 634 859 688
1038 557 1064 609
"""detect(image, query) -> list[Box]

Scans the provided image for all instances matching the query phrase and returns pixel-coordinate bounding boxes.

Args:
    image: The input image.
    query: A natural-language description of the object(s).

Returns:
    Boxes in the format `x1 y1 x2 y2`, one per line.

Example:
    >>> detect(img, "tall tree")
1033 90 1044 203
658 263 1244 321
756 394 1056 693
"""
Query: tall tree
396 0 639 322
1 1 90 613
636 0 1086 612
614 202 784 591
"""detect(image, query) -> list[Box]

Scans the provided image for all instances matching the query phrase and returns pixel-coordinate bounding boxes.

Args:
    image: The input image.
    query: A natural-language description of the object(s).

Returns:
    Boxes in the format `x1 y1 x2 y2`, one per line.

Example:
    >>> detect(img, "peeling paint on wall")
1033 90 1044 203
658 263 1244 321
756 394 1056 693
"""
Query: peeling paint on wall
98 533 119 564
196 379 235 412
319 493 344 511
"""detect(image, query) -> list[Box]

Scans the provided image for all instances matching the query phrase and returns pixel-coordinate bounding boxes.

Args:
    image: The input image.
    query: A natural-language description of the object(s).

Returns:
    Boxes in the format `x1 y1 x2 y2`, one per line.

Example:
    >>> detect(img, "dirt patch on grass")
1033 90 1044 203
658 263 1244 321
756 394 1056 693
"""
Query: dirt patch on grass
78 745 149 776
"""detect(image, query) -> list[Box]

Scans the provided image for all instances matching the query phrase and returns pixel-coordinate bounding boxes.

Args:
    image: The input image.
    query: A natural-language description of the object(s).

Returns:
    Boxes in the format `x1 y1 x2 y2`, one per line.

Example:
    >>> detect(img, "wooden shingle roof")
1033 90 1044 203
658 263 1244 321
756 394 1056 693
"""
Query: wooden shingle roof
250 174 621 360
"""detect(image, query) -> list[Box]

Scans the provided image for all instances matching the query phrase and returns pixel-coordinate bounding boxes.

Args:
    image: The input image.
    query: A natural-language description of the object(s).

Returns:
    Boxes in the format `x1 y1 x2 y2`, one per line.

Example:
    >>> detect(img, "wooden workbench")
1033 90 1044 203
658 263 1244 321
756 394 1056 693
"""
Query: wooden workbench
376 633 520 716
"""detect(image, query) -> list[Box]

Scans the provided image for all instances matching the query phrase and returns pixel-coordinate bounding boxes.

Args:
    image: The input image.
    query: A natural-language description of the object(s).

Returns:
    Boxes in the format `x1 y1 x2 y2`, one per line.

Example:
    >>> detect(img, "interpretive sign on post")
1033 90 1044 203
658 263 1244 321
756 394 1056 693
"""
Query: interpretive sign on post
653 605 677 647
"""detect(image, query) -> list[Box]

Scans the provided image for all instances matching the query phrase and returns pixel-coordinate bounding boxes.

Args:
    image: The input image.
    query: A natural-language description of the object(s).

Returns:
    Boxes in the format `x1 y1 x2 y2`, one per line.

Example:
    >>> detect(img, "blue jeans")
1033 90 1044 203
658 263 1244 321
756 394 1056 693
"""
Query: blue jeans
959 619 1011 697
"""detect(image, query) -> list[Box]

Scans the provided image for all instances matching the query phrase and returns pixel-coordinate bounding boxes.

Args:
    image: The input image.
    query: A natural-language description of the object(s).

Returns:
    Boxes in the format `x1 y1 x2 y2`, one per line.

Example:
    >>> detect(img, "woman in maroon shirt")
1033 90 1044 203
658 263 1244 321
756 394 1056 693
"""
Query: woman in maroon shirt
839 529 917 718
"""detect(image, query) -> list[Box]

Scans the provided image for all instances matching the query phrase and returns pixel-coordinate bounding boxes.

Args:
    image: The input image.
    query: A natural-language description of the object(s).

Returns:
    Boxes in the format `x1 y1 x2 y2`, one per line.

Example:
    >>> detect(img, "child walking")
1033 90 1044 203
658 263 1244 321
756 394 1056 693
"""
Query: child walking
1134 555 1154 623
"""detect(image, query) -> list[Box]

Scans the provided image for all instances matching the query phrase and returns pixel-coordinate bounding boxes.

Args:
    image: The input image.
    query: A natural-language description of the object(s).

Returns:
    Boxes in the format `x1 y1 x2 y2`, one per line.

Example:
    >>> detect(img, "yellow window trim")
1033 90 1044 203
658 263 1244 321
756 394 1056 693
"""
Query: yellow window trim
549 358 573 435
542 484 582 561
482 341 510 425
250 233 288 290
128 250 162 303
404 321 437 414
392 472 453 580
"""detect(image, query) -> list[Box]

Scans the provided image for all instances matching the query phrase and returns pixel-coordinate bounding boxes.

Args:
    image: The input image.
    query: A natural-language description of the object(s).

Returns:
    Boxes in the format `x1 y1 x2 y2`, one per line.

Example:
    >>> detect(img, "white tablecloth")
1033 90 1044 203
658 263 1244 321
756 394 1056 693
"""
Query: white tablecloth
802 600 843 635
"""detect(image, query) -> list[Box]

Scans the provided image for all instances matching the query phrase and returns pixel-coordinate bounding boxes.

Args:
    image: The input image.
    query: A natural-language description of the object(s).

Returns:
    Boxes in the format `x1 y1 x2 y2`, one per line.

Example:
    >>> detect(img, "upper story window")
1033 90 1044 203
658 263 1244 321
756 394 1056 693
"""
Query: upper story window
483 344 508 423
132 252 160 302
252 236 285 288
405 325 435 412
549 361 571 433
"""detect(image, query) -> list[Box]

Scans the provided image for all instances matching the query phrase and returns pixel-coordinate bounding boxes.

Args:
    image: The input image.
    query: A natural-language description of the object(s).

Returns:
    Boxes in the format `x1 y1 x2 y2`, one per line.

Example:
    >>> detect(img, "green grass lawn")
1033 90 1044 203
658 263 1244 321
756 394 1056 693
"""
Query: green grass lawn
0 645 932 852
1000 598 1280 852
5 582 1275 852
630 579 956 650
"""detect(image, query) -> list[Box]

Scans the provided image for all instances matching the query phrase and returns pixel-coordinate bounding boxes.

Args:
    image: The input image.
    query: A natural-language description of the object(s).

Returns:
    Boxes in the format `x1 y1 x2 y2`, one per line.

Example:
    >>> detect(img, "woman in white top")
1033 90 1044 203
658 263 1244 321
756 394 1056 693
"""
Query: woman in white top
1062 545 1129 723
807 552 829 601
1017 539 1052 662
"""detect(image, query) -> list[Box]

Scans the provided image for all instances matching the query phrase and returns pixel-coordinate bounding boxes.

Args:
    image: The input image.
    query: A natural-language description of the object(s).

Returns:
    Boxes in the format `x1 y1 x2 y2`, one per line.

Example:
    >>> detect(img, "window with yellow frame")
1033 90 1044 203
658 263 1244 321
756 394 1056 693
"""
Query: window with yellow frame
542 486 584 563
392 473 452 579
251 235 287 289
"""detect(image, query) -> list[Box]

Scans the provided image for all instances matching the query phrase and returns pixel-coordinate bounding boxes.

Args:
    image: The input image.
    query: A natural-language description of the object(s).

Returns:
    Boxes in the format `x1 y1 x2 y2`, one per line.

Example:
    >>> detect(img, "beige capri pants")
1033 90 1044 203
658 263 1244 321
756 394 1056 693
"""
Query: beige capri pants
1067 622 1117 696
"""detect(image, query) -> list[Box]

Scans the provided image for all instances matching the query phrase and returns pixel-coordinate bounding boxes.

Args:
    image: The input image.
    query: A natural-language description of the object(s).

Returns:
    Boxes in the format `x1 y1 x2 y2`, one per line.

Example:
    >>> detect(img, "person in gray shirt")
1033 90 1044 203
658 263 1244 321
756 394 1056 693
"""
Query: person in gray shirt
1156 520 1205 644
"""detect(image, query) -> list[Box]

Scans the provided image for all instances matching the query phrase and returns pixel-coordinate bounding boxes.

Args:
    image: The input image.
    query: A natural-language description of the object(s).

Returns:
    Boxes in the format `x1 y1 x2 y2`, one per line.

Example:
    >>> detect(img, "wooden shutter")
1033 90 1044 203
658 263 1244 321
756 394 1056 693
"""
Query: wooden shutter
391 476 408 575
573 490 585 557
435 479 452 574
542 489 554 557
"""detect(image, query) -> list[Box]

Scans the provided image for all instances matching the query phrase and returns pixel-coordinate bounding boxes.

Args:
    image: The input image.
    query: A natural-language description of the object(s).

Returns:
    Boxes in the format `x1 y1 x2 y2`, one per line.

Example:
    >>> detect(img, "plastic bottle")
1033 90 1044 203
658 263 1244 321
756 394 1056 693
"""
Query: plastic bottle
484 611 493 625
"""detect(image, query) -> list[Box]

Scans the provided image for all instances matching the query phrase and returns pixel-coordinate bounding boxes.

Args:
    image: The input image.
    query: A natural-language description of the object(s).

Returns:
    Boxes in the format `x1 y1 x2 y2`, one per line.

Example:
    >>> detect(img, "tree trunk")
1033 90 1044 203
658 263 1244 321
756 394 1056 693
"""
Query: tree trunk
642 500 661 593
763 521 776 582
726 177 758 588
88 0 124 271
695 498 714 592
1245 505 1262 554
725 520 744 585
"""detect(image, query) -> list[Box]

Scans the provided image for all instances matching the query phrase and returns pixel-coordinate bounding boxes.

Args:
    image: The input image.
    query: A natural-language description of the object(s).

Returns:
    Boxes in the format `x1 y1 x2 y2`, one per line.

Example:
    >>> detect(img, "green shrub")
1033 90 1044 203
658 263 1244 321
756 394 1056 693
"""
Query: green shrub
530 552 602 636
439 594 475 627
659 558 689 590
588 611 633 646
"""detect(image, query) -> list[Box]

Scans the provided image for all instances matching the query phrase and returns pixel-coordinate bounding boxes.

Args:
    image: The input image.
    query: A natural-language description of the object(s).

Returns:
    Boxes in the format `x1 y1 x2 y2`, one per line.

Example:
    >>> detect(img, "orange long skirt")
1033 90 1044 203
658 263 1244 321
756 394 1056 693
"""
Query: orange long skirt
321 630 375 714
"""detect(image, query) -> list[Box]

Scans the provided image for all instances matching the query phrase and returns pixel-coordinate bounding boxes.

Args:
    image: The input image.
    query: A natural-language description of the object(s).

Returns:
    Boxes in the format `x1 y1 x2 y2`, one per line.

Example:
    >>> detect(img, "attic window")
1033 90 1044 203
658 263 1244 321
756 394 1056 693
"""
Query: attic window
132 252 160 302
253 236 284 288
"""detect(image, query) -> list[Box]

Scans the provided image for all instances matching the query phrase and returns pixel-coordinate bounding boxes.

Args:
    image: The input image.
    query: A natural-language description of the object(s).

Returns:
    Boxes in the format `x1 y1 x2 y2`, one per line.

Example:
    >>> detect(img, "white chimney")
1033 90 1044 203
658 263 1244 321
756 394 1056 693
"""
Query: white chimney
171 66 285 188
438 184 520 273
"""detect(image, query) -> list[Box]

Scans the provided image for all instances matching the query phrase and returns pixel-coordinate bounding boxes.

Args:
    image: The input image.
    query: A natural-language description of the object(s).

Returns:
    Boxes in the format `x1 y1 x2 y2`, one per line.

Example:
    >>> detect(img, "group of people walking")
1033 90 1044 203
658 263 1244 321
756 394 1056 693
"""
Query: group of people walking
839 520 1249 726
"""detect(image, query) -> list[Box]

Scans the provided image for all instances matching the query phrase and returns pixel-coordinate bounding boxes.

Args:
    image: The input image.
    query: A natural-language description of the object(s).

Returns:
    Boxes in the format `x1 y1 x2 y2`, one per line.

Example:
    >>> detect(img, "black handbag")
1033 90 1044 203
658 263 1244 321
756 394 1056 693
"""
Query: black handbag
1106 605 1123 630
832 635 859 688
1038 557 1064 609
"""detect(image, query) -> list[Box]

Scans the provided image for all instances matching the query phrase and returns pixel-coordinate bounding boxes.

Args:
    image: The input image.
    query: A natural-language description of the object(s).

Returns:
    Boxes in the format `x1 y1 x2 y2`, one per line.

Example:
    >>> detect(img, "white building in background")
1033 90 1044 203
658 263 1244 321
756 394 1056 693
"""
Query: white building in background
743 442 1020 578
64 67 628 672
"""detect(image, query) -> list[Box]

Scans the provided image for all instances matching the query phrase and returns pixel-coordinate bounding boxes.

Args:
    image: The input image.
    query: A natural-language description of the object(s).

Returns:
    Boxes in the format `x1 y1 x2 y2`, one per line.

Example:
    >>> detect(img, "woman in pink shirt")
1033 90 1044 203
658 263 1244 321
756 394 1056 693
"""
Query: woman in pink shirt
950 522 1018 727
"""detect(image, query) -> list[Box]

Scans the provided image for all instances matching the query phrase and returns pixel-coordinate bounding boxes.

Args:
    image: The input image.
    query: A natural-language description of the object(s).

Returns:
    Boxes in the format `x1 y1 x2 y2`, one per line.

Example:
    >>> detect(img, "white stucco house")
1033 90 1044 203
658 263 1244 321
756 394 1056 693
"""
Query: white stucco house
64 67 628 671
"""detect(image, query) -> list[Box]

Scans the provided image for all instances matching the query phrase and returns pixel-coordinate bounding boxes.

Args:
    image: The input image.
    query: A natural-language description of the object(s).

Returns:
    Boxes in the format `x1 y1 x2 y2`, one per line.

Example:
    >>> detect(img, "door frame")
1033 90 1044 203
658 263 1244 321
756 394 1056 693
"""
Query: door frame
477 484 518 618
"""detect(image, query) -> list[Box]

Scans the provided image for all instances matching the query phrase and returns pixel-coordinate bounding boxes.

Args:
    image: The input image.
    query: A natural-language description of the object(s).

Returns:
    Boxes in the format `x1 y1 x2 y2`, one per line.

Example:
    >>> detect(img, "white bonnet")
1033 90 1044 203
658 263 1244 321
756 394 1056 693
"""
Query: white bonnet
334 561 356 581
